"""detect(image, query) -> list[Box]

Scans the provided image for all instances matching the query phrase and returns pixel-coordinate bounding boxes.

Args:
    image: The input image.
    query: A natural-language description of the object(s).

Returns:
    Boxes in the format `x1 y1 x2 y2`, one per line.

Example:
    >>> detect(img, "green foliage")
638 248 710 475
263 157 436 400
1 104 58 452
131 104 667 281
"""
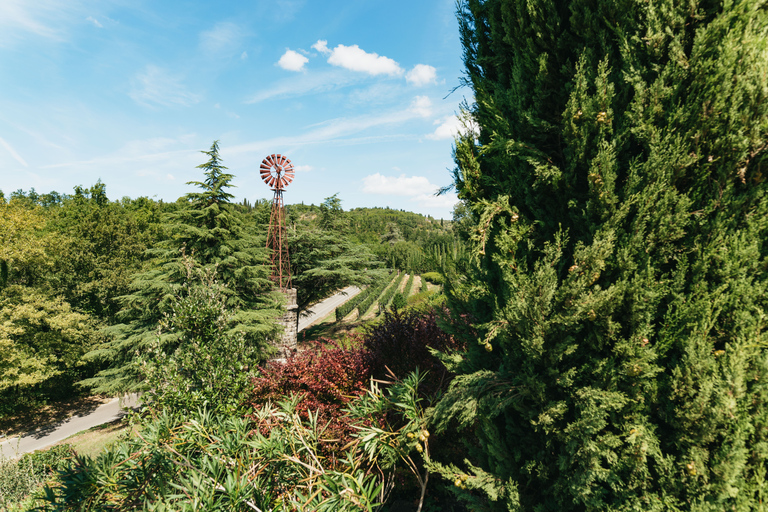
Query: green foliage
48 183 165 322
433 1 768 510
138 258 261 416
0 445 74 510
288 225 383 314
0 286 100 396
319 193 345 231
84 142 280 394
420 272 444 285
40 373 435 511
391 292 407 311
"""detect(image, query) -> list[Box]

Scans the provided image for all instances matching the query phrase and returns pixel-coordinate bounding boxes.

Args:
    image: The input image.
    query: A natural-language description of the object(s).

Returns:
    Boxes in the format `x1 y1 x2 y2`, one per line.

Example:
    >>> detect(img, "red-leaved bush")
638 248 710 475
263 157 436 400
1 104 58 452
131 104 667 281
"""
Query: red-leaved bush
248 338 371 459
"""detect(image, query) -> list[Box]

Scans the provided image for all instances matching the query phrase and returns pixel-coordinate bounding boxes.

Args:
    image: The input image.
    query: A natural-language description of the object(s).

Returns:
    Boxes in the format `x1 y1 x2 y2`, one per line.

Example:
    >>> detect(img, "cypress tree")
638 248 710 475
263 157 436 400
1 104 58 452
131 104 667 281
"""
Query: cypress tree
432 1 768 510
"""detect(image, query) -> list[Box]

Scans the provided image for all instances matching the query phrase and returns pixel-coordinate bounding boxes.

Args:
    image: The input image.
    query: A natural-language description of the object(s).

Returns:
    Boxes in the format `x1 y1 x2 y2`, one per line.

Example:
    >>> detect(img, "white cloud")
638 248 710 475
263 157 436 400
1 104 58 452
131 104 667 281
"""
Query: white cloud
0 136 29 167
362 173 436 196
199 22 243 55
426 115 479 140
406 64 437 86
241 51 248 60
129 65 202 107
86 16 102 28
312 40 329 54
277 49 309 71
318 41 403 76
414 192 458 209
294 165 313 172
410 96 432 118
166 174 175 180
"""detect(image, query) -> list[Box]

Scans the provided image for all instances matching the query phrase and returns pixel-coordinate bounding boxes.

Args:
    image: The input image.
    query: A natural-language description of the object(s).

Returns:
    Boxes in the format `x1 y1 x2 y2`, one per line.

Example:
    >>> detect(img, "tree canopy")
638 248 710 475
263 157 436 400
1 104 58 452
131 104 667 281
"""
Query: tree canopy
432 1 768 510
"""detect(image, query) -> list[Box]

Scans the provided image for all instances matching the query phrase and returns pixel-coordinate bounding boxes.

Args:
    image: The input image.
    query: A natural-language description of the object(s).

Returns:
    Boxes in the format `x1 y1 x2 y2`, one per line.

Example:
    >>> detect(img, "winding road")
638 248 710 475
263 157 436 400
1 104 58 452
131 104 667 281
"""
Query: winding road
298 285 360 331
0 394 140 459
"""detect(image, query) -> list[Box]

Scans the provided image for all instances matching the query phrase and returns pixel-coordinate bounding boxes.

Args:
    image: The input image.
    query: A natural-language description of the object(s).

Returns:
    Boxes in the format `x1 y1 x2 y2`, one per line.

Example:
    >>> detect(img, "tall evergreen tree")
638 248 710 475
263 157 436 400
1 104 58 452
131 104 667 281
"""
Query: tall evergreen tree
431 1 768 510
84 142 280 394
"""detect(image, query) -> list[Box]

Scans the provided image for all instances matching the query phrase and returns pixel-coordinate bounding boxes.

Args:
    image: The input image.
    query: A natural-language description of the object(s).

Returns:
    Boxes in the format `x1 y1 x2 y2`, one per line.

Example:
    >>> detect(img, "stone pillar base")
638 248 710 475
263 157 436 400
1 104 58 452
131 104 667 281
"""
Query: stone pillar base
275 288 298 360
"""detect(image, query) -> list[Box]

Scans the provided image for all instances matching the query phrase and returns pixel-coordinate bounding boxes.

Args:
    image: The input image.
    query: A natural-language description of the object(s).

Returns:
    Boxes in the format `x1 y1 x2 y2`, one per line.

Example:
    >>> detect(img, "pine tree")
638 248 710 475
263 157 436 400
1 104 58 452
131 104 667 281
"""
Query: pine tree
84 142 280 394
431 1 768 510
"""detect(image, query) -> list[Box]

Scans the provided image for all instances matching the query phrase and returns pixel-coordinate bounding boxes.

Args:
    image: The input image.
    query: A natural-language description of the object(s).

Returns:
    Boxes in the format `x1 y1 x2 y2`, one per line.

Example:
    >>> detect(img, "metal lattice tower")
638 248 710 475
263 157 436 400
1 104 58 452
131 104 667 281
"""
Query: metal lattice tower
260 154 295 290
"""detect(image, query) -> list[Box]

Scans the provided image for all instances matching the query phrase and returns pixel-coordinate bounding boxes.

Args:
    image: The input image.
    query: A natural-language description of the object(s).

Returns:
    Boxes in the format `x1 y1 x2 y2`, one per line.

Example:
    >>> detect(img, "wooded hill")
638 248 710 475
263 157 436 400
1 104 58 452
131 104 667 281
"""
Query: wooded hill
0 155 461 413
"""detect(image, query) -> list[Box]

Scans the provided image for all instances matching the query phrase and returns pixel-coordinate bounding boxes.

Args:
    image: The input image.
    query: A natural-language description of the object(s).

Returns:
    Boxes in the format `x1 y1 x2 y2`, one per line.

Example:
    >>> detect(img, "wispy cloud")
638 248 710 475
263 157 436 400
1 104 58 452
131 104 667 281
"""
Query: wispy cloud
86 16 102 28
314 39 403 77
233 95 434 158
245 69 359 103
129 65 202 107
277 49 309 71
199 22 244 55
0 136 29 167
0 0 77 44
39 138 199 171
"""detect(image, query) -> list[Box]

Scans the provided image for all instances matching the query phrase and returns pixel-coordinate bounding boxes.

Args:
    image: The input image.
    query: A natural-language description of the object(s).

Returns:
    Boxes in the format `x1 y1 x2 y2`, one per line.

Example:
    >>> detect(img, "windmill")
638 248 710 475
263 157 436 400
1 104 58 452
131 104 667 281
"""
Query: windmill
260 153 295 290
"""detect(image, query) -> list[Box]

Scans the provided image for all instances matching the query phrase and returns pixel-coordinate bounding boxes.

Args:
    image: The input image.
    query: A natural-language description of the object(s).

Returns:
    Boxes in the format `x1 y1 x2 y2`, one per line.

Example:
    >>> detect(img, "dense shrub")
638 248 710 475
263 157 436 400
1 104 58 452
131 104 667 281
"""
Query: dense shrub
420 272 443 285
376 272 406 315
391 292 407 311
137 259 262 416
363 308 462 396
41 376 434 511
0 444 74 509
249 338 371 457
433 1 768 510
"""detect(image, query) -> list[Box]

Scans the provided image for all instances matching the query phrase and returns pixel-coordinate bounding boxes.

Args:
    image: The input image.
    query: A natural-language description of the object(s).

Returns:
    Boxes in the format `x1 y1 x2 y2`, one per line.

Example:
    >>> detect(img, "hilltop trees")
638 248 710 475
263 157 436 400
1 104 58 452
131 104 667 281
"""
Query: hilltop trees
432 1 768 510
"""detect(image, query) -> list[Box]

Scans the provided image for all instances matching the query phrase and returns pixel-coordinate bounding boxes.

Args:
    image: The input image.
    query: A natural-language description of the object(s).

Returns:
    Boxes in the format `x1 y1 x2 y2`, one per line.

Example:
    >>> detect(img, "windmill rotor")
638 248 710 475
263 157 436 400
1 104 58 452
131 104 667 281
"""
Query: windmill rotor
260 154 295 190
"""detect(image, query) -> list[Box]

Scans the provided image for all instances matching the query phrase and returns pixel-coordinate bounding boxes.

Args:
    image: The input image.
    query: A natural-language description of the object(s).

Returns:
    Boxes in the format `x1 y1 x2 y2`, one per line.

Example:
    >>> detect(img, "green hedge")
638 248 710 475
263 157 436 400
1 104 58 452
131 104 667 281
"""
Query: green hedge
377 273 406 315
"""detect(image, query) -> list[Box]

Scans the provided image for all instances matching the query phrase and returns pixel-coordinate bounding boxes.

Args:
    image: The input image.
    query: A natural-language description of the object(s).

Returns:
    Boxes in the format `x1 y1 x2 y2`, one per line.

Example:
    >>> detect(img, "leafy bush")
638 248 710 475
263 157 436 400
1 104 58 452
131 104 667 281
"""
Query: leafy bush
391 292 407 311
40 375 435 511
137 258 262 415
0 444 74 509
363 308 462 396
376 272 406 315
249 338 371 457
420 272 443 285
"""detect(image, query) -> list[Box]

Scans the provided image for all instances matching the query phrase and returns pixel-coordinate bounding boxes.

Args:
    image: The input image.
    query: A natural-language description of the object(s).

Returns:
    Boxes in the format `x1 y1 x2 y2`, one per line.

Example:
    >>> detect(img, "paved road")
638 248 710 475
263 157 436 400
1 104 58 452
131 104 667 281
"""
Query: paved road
298 285 361 331
0 394 140 459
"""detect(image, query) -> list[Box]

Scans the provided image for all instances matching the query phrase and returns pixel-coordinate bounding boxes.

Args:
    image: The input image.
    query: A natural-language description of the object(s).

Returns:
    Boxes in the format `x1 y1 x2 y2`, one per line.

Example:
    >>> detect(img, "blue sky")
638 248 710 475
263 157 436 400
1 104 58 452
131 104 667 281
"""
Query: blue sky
0 1 470 219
